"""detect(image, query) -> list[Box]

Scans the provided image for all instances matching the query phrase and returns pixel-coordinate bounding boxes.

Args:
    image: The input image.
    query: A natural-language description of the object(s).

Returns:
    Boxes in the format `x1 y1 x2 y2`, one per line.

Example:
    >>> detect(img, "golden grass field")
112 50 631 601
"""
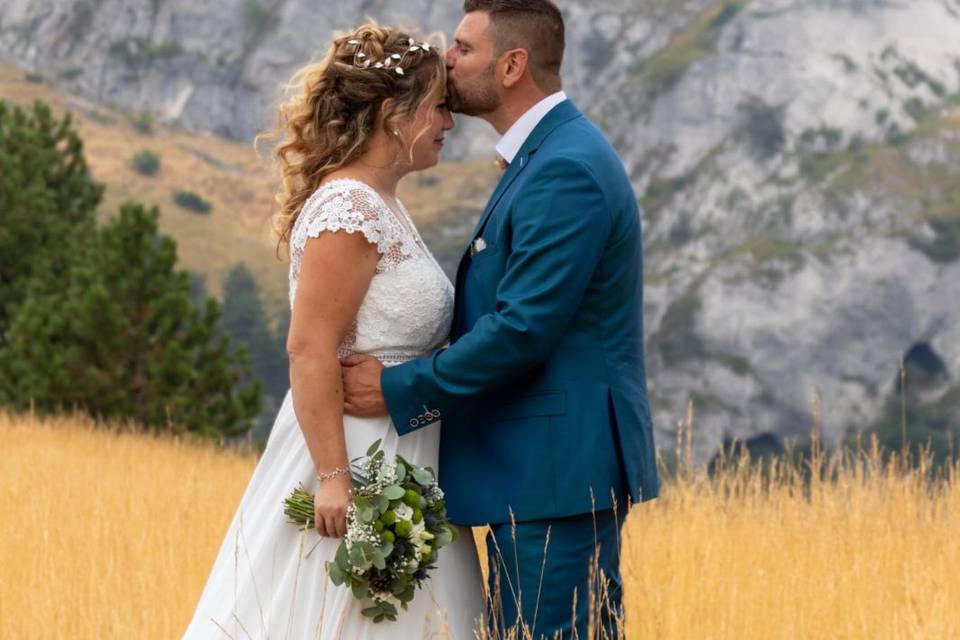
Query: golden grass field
3 410 960 639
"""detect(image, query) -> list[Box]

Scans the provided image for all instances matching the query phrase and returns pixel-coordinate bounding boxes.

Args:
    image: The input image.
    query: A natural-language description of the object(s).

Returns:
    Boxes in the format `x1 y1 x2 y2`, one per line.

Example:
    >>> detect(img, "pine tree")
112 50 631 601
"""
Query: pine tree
221 263 289 437
0 203 262 438
0 100 102 335
0 99 261 438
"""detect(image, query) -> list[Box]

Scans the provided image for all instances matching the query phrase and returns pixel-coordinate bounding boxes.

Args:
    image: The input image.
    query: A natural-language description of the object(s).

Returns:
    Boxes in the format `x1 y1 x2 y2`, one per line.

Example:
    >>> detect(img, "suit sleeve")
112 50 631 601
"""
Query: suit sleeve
382 157 611 435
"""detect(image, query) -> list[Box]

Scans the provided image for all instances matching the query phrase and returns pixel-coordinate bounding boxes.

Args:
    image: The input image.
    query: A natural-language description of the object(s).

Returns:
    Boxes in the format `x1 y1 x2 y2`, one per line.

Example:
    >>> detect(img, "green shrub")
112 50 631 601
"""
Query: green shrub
59 67 84 80
131 112 154 134
244 0 276 32
739 97 786 159
24 72 44 84
910 217 960 263
132 150 160 176
174 190 212 214
654 290 705 367
109 38 183 66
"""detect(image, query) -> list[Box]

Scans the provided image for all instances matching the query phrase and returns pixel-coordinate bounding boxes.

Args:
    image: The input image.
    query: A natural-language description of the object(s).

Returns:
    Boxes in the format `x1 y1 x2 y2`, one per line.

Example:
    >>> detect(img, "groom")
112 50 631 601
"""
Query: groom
342 0 659 636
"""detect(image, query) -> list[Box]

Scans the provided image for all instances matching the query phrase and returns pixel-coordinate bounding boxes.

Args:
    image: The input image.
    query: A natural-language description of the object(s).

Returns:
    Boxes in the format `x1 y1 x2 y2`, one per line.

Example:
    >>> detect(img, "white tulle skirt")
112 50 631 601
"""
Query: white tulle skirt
181 389 484 640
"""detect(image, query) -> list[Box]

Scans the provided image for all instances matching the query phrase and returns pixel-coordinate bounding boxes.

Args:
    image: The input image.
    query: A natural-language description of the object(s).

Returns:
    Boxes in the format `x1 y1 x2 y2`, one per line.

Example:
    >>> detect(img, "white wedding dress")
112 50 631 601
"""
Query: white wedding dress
182 178 484 639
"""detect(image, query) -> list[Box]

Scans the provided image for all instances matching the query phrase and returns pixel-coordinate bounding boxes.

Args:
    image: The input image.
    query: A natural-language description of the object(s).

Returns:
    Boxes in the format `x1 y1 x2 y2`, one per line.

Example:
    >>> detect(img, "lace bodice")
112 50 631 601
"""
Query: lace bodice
288 178 455 363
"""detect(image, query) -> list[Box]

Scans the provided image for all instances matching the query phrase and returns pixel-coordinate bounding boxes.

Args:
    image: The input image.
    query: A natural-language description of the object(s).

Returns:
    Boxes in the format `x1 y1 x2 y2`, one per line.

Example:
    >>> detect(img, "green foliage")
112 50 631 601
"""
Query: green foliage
653 289 705 367
909 216 960 263
903 97 928 122
716 353 752 376
68 4 95 43
243 0 277 32
24 73 44 84
109 38 183 66
220 264 289 437
853 388 960 472
642 175 692 212
851 345 958 471
743 234 805 268
59 67 84 81
798 126 843 151
739 97 786 159
0 100 103 336
131 112 154 134
174 190 212 214
0 98 260 439
132 149 161 176
892 61 947 97
831 53 858 74
634 1 747 95
0 204 261 438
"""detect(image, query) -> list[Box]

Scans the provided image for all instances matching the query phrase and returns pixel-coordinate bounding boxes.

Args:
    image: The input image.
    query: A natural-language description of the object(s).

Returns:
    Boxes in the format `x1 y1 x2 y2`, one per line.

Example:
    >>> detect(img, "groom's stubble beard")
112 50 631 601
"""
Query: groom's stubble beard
446 61 501 116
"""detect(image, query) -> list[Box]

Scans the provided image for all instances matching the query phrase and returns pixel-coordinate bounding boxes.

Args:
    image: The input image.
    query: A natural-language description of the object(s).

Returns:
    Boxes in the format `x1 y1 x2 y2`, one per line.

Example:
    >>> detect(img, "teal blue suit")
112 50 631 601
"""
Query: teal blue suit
381 100 658 637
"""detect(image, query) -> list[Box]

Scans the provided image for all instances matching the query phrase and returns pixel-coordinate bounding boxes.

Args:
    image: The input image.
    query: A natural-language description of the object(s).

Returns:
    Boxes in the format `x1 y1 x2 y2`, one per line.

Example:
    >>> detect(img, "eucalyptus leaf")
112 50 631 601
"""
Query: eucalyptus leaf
383 485 406 500
411 467 434 485
335 543 350 571
328 562 345 585
351 580 368 600
366 439 383 457
349 544 364 567
362 606 382 619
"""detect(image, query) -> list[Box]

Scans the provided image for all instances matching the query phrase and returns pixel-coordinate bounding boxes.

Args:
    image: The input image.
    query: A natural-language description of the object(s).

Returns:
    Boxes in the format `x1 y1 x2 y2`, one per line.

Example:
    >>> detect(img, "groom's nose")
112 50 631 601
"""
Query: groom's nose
444 46 457 69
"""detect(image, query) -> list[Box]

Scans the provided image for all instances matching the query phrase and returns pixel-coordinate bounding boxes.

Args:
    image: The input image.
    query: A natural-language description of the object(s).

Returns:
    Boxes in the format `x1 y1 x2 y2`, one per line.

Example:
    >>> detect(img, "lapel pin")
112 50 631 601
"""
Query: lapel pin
471 237 487 256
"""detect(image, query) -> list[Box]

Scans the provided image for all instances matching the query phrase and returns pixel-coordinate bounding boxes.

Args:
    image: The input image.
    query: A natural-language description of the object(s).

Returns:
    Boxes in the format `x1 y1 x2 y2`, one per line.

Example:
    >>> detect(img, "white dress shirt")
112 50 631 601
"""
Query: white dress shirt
495 90 567 164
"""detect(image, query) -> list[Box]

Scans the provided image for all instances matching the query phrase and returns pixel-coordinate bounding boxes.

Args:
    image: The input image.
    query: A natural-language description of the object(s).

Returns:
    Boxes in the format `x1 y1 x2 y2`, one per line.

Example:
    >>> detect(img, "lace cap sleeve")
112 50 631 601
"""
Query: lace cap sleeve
291 182 397 257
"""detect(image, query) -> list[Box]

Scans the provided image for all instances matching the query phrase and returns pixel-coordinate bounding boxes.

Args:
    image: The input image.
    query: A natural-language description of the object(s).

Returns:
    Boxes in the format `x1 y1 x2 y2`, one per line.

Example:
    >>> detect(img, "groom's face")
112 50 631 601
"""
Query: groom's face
445 12 502 116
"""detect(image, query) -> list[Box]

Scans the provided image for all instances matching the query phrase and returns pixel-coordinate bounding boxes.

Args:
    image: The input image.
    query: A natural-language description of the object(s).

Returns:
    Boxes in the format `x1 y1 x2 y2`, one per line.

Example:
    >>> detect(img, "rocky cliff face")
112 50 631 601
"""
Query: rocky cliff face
3 0 960 461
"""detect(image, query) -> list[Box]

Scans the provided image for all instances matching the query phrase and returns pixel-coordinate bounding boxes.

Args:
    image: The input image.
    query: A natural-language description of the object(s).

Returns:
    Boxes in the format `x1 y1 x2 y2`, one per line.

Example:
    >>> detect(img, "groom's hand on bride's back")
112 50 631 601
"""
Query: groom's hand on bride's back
341 354 388 417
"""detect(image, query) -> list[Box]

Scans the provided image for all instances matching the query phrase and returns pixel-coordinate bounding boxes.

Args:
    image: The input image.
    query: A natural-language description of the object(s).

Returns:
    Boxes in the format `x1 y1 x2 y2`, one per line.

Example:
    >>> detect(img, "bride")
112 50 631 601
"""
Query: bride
181 23 484 639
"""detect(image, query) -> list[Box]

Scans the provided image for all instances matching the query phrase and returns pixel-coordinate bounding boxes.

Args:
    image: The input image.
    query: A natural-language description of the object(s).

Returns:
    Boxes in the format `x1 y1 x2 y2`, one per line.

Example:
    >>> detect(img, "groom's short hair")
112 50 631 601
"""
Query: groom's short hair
463 0 564 91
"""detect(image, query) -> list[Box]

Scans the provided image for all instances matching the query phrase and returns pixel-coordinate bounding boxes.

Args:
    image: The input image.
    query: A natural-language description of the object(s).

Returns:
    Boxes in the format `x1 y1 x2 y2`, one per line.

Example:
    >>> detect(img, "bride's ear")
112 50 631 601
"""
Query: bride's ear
378 98 397 133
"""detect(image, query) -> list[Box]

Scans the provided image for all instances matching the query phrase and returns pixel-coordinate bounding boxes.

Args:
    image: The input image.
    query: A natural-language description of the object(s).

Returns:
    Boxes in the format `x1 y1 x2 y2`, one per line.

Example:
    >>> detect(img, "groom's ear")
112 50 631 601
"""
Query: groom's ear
500 48 529 88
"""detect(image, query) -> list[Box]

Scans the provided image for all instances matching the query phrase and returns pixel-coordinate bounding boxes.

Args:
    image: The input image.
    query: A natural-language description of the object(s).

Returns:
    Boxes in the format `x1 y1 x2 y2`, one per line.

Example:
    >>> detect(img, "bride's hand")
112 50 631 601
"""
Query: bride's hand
314 474 352 538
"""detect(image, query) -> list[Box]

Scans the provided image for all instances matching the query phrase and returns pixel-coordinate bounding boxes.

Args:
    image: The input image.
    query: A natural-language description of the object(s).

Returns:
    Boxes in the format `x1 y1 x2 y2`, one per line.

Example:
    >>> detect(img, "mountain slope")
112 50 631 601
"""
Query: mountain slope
4 0 960 459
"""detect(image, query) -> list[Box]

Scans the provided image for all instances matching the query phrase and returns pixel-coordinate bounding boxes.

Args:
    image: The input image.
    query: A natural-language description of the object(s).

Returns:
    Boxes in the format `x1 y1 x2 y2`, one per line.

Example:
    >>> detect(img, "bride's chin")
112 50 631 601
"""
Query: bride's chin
418 155 440 171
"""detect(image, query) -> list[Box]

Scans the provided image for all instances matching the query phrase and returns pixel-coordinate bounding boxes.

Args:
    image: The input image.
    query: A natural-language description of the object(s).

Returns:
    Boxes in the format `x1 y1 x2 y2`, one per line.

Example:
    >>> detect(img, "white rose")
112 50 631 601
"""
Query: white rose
393 503 414 521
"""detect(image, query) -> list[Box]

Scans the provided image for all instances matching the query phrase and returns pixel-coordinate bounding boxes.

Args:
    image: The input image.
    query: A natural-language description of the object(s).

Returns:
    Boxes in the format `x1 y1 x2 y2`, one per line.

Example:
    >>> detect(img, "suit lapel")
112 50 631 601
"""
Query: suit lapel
466 100 582 247
452 100 583 330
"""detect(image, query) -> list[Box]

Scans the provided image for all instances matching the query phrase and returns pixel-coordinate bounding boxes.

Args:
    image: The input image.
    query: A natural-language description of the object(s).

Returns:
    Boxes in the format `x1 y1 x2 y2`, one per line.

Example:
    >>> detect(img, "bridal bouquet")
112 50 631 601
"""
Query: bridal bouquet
283 440 457 623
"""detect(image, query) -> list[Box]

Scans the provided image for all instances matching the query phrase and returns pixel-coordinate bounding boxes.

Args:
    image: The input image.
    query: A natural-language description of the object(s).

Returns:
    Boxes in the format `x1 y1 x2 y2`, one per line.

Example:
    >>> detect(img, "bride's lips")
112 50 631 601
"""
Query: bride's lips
433 137 445 149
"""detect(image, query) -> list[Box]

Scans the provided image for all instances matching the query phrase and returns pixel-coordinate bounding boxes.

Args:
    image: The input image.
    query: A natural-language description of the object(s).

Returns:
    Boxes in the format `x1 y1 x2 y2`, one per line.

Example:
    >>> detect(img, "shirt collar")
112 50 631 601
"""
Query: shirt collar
495 91 567 164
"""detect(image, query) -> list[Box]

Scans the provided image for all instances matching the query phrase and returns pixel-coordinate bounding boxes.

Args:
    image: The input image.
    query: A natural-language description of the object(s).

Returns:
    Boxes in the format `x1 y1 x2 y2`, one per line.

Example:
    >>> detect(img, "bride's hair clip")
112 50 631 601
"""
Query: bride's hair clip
345 36 435 76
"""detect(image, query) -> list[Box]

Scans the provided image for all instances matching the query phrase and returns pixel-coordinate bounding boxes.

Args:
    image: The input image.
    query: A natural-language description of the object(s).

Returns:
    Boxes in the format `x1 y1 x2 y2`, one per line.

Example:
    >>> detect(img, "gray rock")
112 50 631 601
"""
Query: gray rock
4 0 960 462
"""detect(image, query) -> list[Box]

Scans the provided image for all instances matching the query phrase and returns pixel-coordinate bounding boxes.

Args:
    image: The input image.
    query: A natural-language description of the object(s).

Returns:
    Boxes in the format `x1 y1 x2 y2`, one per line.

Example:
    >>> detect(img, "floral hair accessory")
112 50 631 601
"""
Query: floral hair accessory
346 37 435 76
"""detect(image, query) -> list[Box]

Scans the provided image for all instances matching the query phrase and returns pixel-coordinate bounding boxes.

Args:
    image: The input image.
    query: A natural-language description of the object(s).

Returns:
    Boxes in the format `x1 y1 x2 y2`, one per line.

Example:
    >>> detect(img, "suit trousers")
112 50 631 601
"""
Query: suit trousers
484 508 627 639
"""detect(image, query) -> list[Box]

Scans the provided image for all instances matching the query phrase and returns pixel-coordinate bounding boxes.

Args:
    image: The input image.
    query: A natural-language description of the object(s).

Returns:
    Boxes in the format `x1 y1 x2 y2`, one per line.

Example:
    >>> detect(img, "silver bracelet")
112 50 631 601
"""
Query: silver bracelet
316 466 350 483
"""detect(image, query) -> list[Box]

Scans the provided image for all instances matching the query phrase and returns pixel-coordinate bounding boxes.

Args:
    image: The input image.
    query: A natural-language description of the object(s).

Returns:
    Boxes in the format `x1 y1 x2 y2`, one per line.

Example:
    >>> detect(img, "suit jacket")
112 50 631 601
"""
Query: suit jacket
381 100 659 525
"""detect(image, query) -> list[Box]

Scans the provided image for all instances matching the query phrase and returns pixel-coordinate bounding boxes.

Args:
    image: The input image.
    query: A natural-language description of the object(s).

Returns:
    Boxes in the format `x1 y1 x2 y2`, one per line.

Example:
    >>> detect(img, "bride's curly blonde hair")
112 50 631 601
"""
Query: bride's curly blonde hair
261 23 446 253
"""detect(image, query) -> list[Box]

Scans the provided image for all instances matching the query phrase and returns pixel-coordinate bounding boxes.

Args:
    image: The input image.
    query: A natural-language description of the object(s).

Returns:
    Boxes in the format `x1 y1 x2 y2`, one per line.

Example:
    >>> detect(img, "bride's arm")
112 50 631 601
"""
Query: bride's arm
287 230 379 537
